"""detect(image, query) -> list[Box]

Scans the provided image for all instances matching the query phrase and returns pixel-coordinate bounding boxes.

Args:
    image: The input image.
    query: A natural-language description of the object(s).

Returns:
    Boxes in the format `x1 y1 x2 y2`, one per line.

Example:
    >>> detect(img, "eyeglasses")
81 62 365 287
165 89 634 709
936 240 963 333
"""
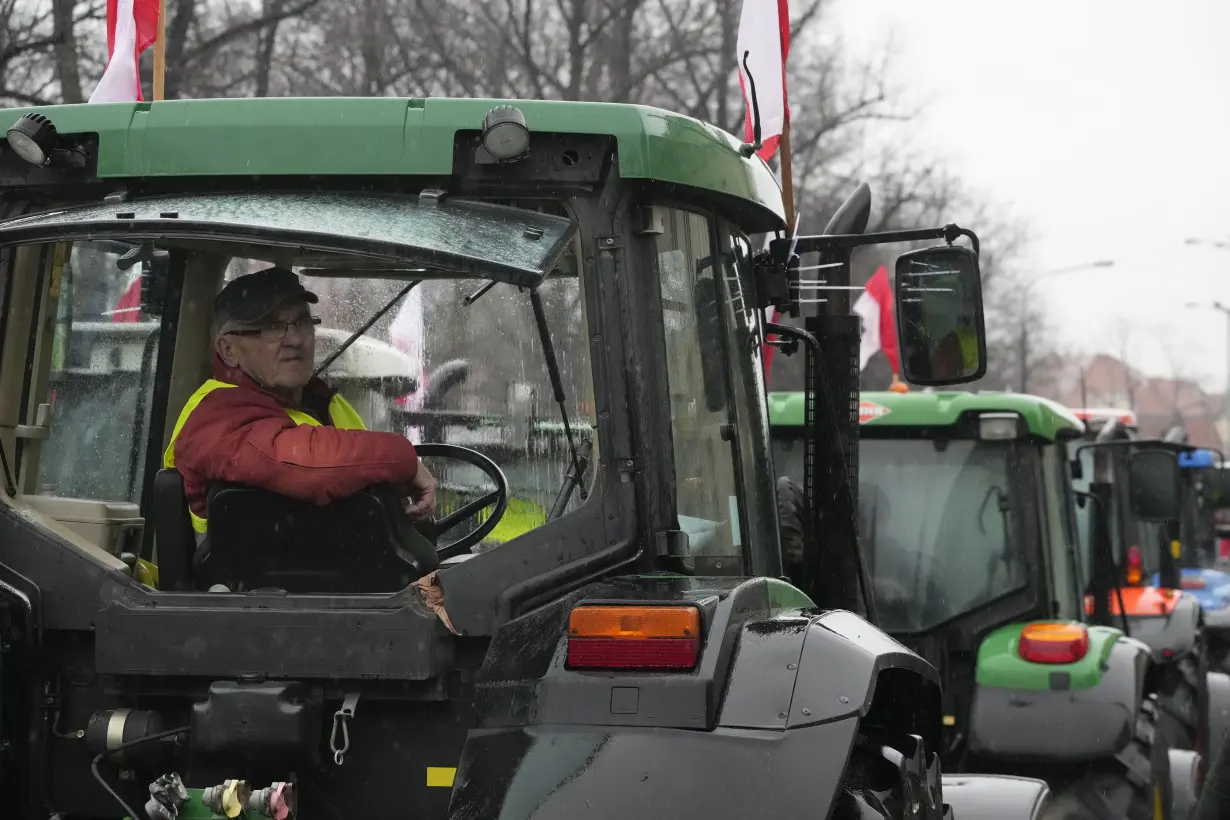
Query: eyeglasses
225 316 321 343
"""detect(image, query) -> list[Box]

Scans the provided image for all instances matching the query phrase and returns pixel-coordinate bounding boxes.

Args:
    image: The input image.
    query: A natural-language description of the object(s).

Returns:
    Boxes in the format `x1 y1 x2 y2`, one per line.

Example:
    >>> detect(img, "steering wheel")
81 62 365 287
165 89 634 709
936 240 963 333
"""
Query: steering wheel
413 443 510 560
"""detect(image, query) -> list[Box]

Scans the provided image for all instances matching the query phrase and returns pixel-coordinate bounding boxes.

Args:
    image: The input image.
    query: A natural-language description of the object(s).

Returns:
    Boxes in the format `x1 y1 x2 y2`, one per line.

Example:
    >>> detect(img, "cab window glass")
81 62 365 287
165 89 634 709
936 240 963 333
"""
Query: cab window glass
655 208 744 573
35 241 167 503
859 438 1025 632
220 259 598 549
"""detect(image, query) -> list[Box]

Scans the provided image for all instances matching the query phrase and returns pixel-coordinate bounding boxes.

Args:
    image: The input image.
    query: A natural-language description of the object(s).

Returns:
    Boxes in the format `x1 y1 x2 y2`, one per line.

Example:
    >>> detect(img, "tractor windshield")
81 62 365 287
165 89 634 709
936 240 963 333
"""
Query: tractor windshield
1067 439 1167 581
859 438 1026 632
15 195 598 570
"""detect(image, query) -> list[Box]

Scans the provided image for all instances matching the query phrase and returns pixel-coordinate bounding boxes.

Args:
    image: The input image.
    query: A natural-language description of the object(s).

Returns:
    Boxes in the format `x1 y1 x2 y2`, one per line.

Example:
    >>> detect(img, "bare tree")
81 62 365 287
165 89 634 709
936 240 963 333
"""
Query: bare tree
0 0 106 105
1 0 1035 398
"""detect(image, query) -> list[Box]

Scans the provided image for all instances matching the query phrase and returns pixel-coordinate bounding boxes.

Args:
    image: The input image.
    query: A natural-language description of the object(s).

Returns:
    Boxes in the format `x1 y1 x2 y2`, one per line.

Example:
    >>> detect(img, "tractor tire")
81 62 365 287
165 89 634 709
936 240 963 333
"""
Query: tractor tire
829 730 951 819
776 476 805 573
1041 696 1173 820
1157 633 1211 776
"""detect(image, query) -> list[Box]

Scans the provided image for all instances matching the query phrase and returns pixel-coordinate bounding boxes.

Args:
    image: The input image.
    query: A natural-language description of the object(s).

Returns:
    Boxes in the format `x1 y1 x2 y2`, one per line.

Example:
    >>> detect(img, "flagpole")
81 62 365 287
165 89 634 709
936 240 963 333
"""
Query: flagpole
153 0 167 100
778 119 796 233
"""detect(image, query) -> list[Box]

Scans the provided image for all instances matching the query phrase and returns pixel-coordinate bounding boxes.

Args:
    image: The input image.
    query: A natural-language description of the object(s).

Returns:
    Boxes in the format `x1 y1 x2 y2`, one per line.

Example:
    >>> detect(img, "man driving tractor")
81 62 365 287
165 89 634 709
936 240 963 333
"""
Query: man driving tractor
163 267 438 544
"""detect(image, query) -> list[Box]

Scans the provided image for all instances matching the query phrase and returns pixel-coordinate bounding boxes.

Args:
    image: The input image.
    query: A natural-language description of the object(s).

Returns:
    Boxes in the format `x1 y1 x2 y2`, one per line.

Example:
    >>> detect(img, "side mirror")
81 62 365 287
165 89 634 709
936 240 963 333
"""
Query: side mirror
1129 448 1181 522
894 245 987 386
1203 467 1230 511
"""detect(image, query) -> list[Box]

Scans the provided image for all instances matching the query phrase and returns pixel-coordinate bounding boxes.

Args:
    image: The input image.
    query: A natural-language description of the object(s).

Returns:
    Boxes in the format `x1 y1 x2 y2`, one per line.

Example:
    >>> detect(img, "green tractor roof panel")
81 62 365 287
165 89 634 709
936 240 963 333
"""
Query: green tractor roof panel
767 390 1086 442
2 97 784 228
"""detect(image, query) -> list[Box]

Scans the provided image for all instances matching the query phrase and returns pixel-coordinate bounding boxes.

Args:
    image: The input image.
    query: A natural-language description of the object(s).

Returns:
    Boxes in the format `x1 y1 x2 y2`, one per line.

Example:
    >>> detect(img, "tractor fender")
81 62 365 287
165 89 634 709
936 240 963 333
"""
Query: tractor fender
940 774 1051 820
450 720 867 819
1128 592 1203 662
451 608 951 819
719 608 944 751
1207 671 1230 752
968 634 1151 764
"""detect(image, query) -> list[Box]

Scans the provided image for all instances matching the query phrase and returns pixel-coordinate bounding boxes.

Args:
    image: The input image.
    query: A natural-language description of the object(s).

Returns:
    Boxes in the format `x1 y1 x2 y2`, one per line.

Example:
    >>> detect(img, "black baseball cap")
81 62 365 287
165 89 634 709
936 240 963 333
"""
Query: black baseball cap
213 266 318 327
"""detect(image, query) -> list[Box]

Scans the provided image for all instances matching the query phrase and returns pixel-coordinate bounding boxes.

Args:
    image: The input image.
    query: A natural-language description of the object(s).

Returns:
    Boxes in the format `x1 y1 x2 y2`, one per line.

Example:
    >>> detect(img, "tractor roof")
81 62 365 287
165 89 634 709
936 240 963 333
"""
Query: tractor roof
0 97 784 228
768 390 1086 442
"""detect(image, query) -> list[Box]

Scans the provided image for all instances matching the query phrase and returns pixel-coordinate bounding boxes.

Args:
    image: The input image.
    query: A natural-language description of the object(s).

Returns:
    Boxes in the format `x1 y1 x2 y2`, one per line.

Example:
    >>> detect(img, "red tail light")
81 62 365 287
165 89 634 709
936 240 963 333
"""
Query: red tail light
1126 545 1143 585
1220 538 1230 561
1018 622 1090 665
566 605 701 670
1182 576 1207 590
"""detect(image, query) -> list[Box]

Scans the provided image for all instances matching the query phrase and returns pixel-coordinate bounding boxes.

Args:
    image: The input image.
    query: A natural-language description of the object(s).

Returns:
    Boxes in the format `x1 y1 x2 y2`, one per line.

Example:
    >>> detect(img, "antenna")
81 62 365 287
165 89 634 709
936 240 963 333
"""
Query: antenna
739 50 763 158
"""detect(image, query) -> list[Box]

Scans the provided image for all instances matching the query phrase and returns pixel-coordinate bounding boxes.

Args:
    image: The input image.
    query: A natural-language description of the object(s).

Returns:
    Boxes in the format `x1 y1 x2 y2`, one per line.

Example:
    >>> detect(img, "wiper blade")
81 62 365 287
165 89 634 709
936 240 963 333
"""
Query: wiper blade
312 280 421 379
0 437 13 497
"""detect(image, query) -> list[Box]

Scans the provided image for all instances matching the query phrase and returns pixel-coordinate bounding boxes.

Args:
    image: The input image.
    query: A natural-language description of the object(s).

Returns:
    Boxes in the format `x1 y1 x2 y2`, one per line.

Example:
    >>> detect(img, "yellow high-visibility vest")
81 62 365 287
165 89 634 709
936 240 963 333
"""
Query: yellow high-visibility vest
954 324 979 371
163 379 366 534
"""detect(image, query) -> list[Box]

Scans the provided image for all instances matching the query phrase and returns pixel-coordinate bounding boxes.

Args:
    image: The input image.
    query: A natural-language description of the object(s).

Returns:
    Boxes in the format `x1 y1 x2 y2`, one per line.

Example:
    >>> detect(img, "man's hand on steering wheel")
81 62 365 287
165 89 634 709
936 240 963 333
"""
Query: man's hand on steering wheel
404 463 438 522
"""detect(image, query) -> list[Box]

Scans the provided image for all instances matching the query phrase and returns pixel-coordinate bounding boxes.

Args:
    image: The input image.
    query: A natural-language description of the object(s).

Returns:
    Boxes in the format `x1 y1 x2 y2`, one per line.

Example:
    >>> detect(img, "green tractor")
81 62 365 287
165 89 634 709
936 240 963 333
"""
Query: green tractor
771 389 1198 818
0 97 1049 818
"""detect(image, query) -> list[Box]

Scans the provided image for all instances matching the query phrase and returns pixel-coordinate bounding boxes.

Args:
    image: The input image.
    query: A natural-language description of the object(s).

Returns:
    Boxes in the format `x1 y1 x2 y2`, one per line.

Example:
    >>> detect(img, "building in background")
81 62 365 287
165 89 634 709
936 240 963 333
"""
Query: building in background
1044 354 1225 450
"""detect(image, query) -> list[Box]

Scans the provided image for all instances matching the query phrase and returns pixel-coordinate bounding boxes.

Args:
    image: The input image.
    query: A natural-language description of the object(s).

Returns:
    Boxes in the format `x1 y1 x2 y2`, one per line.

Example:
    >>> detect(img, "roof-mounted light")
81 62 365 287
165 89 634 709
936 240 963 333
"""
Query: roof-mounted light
481 105 530 162
979 412 1022 441
1180 449 1218 469
7 113 57 166
1072 408 1137 429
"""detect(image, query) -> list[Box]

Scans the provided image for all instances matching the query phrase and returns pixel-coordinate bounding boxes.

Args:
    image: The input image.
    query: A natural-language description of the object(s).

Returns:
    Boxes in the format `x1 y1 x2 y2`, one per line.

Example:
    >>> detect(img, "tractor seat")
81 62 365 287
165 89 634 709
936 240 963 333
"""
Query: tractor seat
151 469 438 594
151 469 197 591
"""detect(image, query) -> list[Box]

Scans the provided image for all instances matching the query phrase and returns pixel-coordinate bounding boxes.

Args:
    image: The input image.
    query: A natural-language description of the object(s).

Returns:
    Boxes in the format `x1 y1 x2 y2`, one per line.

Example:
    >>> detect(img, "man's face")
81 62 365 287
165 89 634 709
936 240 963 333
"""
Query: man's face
216 298 316 391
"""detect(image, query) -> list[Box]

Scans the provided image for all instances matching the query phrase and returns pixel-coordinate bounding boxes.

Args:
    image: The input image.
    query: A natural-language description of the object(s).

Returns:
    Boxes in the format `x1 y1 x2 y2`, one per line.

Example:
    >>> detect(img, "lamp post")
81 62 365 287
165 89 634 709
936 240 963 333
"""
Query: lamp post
1182 238 1230 432
1183 299 1230 429
1017 259 1116 393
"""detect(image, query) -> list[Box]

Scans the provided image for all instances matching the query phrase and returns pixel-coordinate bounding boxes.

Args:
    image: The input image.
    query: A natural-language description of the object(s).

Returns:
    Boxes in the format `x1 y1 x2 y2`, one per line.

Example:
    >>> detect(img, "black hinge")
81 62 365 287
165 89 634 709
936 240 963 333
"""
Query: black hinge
418 188 446 206
655 530 690 558
597 234 622 251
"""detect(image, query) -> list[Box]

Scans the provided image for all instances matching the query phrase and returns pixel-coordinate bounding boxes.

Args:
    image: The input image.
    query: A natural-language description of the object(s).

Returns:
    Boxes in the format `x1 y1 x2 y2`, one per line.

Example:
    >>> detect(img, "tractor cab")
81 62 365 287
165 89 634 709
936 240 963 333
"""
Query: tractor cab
0 97 1034 820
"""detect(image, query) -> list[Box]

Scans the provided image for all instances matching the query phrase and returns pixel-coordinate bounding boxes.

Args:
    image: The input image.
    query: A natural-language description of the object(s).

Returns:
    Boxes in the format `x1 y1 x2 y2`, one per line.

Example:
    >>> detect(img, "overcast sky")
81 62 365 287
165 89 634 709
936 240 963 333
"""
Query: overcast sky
830 0 1230 394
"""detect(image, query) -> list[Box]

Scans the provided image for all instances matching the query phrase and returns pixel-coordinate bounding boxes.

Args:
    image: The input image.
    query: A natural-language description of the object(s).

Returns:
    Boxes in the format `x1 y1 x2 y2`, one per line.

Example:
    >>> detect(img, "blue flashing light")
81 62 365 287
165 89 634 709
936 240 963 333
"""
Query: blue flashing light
1180 449 1218 469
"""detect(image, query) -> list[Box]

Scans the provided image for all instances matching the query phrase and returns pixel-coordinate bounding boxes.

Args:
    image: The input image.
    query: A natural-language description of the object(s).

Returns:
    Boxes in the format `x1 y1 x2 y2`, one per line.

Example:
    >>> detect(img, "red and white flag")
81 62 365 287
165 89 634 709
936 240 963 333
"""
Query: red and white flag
737 0 790 162
111 275 143 322
89 0 160 103
389 285 429 439
852 266 900 374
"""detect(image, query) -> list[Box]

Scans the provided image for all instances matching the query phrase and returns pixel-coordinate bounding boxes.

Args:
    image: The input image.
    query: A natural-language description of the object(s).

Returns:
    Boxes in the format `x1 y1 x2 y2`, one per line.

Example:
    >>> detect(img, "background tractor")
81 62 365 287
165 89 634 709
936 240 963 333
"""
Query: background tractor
772 389 1213 818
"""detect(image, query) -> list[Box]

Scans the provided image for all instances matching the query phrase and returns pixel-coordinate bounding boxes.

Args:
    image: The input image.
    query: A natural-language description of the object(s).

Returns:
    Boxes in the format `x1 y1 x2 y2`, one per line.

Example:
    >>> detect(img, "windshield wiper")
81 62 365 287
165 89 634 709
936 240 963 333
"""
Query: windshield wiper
0 438 14 497
977 485 1010 535
529 288 588 516
312 280 421 379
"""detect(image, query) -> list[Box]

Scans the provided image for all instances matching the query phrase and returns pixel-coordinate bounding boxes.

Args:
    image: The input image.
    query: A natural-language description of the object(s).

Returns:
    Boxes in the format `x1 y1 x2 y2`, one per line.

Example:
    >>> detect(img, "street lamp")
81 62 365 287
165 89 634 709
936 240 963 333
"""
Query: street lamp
1181 238 1230 432
1186 238 1230 251
1017 259 1117 393
1184 300 1230 426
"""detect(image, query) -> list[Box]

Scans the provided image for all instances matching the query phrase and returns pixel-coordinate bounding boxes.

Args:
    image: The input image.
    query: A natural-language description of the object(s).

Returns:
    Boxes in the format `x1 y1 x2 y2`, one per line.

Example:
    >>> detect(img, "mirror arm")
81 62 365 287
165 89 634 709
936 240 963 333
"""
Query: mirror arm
765 321 880 627
775 223 980 257
1075 489 1133 637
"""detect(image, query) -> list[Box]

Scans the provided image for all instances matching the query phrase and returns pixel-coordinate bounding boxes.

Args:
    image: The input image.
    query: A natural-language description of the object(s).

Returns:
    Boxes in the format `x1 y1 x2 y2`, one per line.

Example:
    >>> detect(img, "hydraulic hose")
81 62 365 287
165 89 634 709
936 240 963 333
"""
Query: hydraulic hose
90 724 189 820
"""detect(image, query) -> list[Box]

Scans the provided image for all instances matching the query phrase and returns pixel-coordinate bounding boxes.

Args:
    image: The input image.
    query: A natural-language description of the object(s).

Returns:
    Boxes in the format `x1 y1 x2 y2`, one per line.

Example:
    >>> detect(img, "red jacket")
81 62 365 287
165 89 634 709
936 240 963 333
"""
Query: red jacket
171 355 420 522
